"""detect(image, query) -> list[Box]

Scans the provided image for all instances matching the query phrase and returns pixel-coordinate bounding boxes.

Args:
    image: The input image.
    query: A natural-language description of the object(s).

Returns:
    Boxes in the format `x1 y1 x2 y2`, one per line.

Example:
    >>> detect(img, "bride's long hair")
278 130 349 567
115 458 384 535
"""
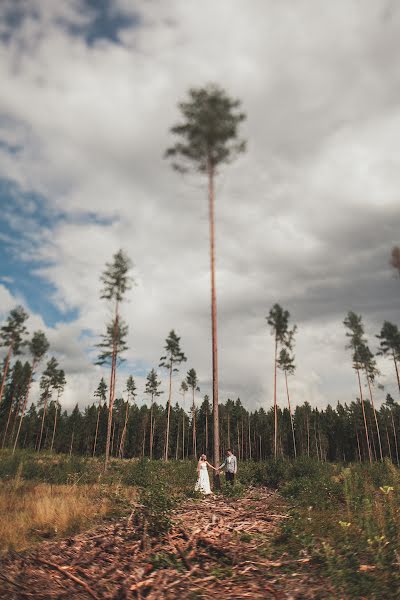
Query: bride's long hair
200 454 207 461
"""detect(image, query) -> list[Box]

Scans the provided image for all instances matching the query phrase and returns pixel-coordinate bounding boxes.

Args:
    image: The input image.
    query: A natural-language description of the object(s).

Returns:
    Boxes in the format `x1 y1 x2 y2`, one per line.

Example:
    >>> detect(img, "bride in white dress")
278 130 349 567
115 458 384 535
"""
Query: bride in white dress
195 454 216 495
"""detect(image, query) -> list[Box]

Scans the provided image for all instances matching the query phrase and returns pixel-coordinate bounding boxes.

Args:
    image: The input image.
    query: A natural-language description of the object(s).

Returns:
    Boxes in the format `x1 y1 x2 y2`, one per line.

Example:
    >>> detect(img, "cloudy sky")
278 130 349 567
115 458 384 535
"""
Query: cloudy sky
1 0 399 413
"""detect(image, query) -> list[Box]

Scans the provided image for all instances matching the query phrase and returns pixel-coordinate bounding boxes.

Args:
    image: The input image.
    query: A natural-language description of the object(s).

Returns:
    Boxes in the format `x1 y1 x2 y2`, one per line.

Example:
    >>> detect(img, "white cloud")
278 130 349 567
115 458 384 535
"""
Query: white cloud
0 0 400 413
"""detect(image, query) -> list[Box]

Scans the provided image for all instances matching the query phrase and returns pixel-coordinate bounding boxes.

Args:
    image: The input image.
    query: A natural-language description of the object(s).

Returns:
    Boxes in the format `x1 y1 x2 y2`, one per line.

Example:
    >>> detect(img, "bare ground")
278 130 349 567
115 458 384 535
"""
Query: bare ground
0 488 335 599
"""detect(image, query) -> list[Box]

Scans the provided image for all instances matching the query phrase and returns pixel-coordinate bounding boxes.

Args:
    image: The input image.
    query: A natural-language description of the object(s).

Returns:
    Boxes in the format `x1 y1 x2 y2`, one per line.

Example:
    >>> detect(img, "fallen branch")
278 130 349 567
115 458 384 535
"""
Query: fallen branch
34 557 100 600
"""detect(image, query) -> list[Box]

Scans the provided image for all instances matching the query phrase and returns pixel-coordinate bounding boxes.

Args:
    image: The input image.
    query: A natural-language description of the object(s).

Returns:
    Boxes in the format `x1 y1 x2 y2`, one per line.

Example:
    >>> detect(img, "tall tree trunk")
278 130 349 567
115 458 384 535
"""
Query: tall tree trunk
164 365 173 461
93 403 101 457
192 388 197 458
227 413 230 448
150 400 154 459
273 336 278 459
366 373 383 461
13 359 36 455
2 390 16 448
356 369 372 463
182 393 185 460
386 424 392 461
119 401 130 458
105 304 119 469
208 161 220 488
175 419 179 460
391 410 400 466
284 371 297 458
205 408 208 455
306 414 310 458
50 402 59 452
37 391 49 452
248 417 252 460
393 352 400 394
69 428 74 457
0 345 12 407
354 420 362 462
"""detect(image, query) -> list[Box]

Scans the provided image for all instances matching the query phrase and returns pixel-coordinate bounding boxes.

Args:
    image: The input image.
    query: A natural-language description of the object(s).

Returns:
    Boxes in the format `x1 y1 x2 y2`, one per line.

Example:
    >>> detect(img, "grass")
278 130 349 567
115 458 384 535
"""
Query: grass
0 479 136 555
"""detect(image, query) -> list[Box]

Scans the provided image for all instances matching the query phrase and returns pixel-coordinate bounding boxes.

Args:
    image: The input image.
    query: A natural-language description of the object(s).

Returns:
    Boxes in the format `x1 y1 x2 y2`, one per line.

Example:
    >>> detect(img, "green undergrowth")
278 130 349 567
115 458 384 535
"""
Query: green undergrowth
272 459 400 599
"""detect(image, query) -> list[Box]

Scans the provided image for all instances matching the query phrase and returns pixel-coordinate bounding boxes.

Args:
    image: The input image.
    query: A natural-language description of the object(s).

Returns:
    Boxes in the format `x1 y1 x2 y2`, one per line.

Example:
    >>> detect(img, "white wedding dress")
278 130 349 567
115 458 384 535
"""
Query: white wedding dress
195 462 211 495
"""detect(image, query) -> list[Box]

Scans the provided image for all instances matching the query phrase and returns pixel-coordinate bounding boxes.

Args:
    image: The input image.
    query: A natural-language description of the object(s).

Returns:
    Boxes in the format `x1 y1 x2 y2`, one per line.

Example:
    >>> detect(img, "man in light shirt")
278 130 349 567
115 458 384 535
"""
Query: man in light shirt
218 448 237 485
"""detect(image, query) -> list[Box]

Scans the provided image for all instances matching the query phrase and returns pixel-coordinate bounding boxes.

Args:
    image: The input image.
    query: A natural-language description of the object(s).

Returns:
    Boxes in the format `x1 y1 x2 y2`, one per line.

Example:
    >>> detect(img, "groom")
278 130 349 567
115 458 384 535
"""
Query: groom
218 448 237 485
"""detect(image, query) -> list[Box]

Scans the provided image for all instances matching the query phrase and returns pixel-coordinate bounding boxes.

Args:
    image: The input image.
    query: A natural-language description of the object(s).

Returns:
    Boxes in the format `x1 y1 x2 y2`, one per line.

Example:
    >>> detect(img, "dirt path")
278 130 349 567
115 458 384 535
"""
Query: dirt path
0 488 333 599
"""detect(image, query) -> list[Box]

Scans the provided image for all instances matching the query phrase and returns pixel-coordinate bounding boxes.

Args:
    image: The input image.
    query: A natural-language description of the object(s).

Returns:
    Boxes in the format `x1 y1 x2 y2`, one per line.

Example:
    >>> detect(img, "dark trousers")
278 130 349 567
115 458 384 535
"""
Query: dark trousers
225 472 235 485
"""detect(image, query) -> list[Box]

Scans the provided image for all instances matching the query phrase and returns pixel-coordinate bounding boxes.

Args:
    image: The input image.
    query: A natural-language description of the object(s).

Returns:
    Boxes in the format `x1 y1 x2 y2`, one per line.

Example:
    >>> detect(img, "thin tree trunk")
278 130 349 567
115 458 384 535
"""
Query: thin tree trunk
182 393 185 460
37 391 49 452
93 403 101 457
0 346 12 407
306 414 310 458
118 400 130 458
69 428 74 457
366 373 383 461
2 390 16 448
208 161 220 488
356 369 372 463
393 353 400 394
192 388 197 458
273 336 278 459
391 411 400 466
164 365 173 461
248 417 252 460
227 413 230 448
50 402 59 452
150 400 154 459
13 359 36 455
284 371 297 458
105 304 119 469
386 424 392 461
355 421 362 462
205 408 208 455
175 419 179 460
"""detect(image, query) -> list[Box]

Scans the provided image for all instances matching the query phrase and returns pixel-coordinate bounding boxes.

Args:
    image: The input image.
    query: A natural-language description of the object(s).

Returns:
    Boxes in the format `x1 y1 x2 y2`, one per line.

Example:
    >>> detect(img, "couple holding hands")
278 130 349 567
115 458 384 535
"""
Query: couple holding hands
195 449 237 495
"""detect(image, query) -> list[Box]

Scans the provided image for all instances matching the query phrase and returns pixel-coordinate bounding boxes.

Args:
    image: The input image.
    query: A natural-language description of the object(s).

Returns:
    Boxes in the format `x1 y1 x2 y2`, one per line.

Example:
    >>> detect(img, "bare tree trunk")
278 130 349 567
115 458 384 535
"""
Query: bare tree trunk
356 369 372 463
182 393 185 460
37 392 49 452
13 359 36 455
354 421 362 462
164 365 173 461
192 388 197 458
393 353 400 393
386 424 392 461
50 402 59 452
248 417 252 460
366 374 383 461
2 390 16 448
105 305 119 469
93 403 101 457
0 346 12 407
205 408 208 455
150 401 154 459
118 400 130 458
273 336 278 459
391 411 400 466
227 413 230 448
69 428 74 457
284 371 297 458
175 419 179 460
306 414 310 458
208 161 220 488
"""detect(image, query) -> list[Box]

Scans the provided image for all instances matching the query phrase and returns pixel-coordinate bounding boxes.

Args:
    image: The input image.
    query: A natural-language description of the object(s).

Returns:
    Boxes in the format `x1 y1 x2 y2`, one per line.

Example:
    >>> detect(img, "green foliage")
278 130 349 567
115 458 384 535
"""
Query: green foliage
100 249 133 303
0 306 29 354
138 481 176 537
165 84 246 173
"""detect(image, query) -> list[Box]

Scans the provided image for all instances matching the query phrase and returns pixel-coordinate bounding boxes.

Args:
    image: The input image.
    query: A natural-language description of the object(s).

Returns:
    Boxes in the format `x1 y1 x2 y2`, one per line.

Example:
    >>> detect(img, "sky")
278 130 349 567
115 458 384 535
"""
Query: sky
0 0 400 413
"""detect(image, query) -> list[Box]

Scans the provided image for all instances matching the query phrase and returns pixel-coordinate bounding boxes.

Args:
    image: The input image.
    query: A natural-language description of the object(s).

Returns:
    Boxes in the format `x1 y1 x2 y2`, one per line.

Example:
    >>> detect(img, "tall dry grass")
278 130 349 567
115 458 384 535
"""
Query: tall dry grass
0 474 135 555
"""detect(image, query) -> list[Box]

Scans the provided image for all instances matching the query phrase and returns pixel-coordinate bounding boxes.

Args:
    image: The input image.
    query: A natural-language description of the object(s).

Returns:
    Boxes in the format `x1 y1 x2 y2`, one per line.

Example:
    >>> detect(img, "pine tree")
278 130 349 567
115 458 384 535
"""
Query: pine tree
377 321 400 393
0 306 29 407
145 368 163 459
119 375 137 458
98 249 132 469
344 312 372 463
186 369 200 458
179 380 188 460
166 85 246 482
37 357 60 452
13 331 49 454
92 377 107 457
50 367 66 452
266 304 291 459
159 331 186 460
277 347 297 458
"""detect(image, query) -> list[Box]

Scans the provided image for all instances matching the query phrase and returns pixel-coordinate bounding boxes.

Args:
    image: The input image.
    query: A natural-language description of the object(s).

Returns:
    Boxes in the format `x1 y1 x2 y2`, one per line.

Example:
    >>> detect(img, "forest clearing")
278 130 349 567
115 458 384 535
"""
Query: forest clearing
1 452 400 599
